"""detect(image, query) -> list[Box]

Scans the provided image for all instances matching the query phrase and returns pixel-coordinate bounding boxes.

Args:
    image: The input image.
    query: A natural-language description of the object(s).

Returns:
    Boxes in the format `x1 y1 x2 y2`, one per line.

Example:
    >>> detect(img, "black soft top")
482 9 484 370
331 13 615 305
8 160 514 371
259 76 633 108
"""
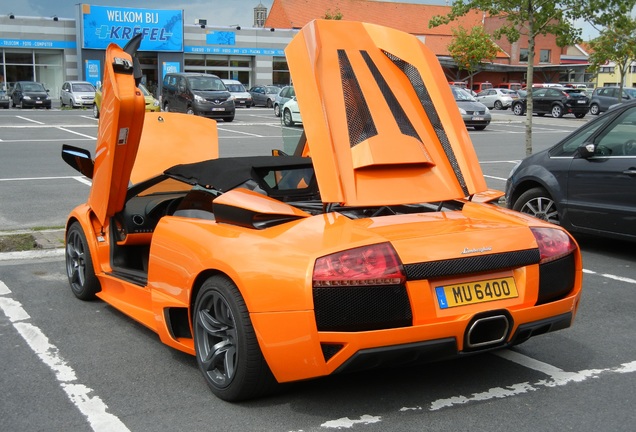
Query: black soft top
164 156 313 192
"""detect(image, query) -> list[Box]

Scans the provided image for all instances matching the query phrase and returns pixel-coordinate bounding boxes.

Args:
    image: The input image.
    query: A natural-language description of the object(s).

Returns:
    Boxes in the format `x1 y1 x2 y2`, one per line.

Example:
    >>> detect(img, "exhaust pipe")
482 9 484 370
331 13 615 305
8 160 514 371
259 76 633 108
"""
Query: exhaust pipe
465 314 510 349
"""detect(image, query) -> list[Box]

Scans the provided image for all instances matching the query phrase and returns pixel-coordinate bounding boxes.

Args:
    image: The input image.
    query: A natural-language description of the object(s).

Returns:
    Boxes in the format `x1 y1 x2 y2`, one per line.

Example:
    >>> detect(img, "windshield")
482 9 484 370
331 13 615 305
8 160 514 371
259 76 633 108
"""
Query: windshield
451 86 476 101
72 83 95 92
226 84 246 92
23 82 46 92
190 77 226 91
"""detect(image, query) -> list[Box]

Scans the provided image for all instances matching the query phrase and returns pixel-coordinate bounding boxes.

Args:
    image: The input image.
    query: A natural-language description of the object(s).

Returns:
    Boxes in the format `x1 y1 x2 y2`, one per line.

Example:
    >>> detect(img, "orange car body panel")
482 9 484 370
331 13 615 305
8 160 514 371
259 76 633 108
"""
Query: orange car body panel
286 20 487 206
66 20 583 385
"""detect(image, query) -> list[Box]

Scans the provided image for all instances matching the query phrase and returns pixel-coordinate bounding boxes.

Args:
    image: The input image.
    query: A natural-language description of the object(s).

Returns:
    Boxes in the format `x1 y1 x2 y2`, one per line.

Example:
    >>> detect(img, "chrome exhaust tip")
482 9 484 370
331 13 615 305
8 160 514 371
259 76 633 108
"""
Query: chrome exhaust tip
466 314 510 349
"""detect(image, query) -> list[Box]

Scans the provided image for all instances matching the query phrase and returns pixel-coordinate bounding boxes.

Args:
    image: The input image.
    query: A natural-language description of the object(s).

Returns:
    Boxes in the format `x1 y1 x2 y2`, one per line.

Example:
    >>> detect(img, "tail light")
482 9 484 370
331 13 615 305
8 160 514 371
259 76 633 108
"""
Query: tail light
313 243 406 287
530 227 577 263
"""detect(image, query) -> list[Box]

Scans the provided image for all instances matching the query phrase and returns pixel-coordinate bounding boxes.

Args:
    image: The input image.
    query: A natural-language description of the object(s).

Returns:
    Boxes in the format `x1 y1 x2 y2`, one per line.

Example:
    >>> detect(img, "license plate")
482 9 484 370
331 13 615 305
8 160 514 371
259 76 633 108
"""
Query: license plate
35 100 42 104
212 108 225 111
577 100 586 104
472 116 484 121
435 276 518 309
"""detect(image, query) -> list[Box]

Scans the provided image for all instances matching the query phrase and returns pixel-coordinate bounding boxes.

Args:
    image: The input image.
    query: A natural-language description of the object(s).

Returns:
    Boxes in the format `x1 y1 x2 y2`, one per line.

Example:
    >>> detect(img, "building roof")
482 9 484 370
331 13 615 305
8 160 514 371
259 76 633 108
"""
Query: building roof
264 0 486 55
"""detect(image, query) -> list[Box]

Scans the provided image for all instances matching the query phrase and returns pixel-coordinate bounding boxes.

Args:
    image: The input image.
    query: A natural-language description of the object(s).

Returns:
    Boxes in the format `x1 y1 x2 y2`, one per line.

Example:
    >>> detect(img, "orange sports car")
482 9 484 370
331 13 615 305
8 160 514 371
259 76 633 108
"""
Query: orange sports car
62 20 582 402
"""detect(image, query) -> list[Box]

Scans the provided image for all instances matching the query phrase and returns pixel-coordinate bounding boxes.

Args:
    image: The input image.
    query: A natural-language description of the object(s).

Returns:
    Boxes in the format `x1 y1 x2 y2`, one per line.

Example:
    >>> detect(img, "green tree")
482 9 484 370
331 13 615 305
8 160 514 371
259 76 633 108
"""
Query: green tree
588 16 636 102
429 0 632 156
447 25 500 89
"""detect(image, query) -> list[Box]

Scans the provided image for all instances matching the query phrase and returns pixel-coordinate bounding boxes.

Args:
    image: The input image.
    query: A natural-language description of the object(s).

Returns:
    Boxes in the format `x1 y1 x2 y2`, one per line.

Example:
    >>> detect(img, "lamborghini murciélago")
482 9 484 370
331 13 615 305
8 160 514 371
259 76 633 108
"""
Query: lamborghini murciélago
62 20 582 402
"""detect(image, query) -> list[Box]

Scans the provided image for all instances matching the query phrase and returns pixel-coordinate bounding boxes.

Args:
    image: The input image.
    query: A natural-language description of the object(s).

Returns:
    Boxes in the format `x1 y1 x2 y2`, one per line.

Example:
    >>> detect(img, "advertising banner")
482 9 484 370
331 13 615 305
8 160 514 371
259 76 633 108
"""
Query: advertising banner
81 4 183 52
85 60 101 86
162 62 180 79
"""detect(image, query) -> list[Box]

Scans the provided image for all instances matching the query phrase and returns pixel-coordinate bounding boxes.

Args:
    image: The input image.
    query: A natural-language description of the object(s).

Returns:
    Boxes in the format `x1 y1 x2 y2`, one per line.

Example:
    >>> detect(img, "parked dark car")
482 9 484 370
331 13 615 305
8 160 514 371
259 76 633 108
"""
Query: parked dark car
11 81 52 109
248 85 279 107
0 90 10 108
511 87 589 118
589 86 636 115
506 100 636 242
161 72 235 121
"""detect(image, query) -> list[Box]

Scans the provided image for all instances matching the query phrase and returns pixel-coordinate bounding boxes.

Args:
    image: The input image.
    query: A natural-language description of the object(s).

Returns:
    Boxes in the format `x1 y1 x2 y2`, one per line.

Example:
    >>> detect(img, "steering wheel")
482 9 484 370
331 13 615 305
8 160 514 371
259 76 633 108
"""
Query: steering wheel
623 139 636 155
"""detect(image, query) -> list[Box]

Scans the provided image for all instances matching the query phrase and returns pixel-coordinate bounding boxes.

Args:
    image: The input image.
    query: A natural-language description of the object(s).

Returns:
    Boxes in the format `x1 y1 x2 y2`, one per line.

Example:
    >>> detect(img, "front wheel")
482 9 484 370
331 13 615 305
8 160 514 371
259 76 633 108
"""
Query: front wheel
60 98 65 107
283 109 295 126
551 104 563 118
163 102 170 112
473 125 487 131
93 103 100 119
65 222 100 300
186 106 195 115
512 103 524 116
512 187 560 225
224 115 235 122
193 276 277 401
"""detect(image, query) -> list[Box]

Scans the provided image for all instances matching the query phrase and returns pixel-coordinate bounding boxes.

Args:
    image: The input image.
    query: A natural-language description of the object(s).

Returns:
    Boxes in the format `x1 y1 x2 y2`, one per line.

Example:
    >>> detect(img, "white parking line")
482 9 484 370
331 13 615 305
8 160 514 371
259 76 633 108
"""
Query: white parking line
56 126 96 140
15 115 44 125
0 175 85 182
0 280 131 432
217 127 264 137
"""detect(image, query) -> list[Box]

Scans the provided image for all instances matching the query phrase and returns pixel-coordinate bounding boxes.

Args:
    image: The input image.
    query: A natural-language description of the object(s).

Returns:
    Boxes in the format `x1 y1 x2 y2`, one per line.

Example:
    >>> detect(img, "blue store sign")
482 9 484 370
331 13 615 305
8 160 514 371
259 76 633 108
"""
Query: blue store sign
81 4 183 52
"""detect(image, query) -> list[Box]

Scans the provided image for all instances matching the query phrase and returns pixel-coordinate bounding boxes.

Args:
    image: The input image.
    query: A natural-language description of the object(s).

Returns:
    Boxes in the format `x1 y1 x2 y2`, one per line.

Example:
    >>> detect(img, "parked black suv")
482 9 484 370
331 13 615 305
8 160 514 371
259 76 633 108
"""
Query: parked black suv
511 87 589 118
589 86 636 115
161 72 235 122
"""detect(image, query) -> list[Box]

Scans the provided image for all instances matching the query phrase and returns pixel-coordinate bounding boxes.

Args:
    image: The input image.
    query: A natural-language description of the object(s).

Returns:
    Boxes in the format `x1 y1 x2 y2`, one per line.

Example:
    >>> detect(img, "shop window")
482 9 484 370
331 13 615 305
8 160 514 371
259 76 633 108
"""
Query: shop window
230 59 250 68
206 59 228 67
5 51 33 64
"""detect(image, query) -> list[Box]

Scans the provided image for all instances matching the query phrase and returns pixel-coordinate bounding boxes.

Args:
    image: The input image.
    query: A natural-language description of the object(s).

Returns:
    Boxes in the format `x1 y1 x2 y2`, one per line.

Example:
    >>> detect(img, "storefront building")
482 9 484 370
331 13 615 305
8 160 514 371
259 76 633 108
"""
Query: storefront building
0 3 295 99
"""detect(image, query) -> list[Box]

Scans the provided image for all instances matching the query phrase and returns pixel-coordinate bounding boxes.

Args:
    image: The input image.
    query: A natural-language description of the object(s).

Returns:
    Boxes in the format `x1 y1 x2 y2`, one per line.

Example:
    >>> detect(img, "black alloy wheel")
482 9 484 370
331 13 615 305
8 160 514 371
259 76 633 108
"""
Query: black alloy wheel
193 276 277 401
65 222 100 300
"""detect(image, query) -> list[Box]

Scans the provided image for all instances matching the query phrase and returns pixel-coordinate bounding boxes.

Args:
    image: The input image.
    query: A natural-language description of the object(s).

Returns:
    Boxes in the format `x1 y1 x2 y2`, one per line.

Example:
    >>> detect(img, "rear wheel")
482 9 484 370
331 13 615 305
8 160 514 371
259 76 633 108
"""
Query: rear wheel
589 103 600 115
494 100 503 110
93 103 100 119
274 104 281 117
512 103 524 116
551 104 563 118
193 276 277 401
65 222 100 300
266 99 273 108
512 187 560 225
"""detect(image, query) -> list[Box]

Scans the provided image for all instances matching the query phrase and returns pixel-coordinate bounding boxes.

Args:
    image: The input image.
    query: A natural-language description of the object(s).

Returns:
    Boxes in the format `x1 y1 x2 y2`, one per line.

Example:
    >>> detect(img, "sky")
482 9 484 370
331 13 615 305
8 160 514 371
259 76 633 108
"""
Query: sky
4 0 598 39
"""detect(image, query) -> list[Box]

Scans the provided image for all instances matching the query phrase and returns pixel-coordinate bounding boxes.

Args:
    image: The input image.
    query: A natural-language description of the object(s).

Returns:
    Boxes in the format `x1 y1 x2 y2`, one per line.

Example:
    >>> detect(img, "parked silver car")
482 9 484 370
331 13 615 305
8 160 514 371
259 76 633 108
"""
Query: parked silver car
60 81 96 108
475 88 519 110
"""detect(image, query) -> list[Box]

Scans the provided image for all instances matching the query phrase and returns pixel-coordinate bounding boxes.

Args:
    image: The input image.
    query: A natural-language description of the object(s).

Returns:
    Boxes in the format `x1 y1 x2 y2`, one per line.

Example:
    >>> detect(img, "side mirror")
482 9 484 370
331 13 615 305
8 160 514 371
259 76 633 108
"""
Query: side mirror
62 144 94 179
577 143 595 159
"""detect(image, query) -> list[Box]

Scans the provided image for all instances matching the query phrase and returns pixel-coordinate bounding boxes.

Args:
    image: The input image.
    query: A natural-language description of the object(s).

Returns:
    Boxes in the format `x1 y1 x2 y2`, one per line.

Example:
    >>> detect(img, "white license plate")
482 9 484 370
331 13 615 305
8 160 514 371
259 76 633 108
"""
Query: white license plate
35 101 42 104
212 108 225 111
577 100 587 104
472 116 484 121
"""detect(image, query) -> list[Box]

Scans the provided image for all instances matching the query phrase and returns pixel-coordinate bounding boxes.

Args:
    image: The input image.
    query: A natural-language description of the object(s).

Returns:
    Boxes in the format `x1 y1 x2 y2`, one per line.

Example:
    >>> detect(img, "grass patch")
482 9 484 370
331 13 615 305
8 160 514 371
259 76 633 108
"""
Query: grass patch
0 234 37 252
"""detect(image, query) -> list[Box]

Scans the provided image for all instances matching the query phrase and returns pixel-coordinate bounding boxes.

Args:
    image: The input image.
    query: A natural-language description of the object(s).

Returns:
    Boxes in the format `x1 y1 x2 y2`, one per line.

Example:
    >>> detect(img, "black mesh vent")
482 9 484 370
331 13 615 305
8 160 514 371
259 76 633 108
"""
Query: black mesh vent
405 249 541 281
537 253 576 305
321 343 344 362
338 49 378 147
383 50 469 196
360 51 420 140
313 284 412 332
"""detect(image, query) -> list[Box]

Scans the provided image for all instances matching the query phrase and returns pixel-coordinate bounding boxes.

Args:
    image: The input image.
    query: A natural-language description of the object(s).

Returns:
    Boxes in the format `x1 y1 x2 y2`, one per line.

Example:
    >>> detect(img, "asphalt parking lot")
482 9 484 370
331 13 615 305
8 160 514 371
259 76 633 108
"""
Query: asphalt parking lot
1 107 634 431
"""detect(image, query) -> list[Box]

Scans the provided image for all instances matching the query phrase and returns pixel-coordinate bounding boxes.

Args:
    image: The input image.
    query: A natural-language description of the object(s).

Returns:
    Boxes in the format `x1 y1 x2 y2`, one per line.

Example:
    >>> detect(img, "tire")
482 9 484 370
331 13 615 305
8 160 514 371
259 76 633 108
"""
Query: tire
274 104 281 117
163 102 170 112
186 106 195 115
512 187 560 225
60 98 65 107
537 113 545 117
65 222 100 300
589 103 600 115
224 115 235 122
266 99 273 108
283 108 295 126
93 103 100 119
575 112 586 119
193 276 277 402
551 104 563 118
512 103 524 116
494 100 503 110
473 125 487 131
